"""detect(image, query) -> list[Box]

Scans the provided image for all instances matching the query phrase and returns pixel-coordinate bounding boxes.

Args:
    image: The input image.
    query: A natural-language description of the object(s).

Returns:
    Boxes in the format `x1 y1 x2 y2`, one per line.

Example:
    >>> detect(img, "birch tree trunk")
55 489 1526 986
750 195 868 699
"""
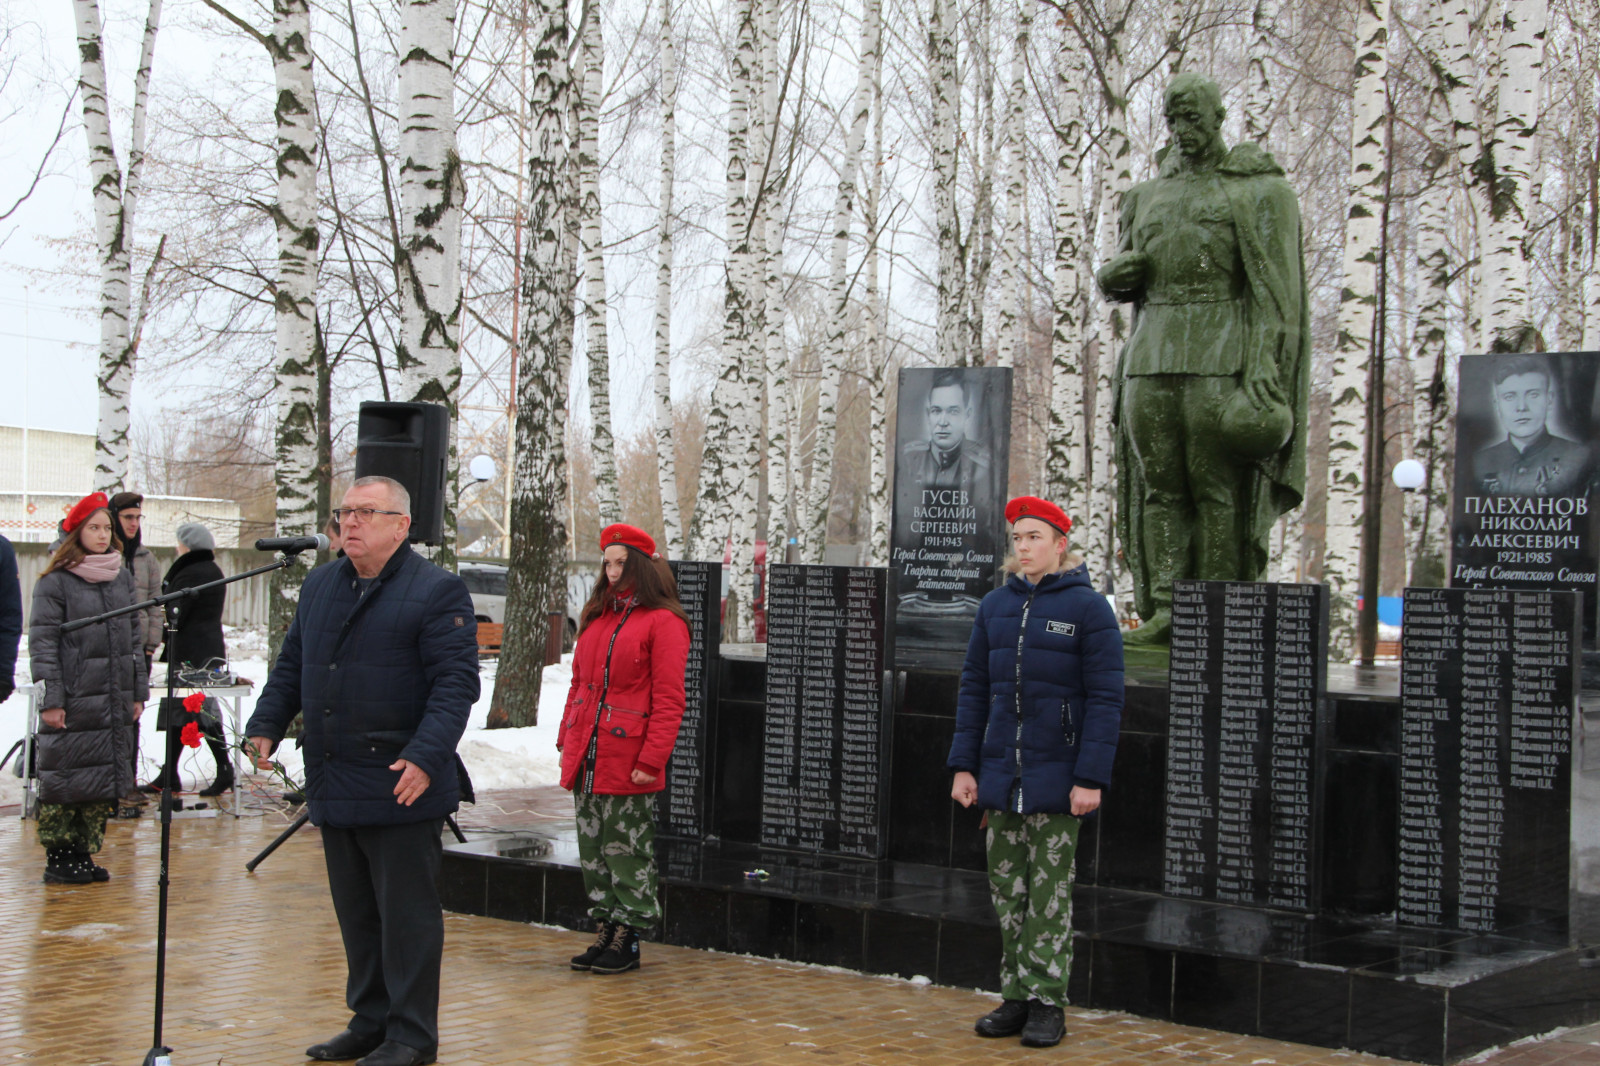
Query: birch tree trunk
1088 10 1130 586
759 0 790 565
866 24 889 567
76 0 162 494
1046 10 1086 514
491 0 570 728
395 0 464 561
578 0 620 525
803 0 880 563
1166 0 1186 75
269 0 321 659
993 0 1028 370
1243 0 1280 143
966 0 996 368
930 0 964 367
1324 0 1389 656
1480 0 1547 351
654 0 684 557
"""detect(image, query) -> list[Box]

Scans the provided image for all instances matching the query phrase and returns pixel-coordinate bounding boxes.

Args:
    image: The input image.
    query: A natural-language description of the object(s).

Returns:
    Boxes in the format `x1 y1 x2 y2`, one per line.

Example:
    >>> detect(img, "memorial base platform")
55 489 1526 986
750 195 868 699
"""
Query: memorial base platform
440 828 1600 1065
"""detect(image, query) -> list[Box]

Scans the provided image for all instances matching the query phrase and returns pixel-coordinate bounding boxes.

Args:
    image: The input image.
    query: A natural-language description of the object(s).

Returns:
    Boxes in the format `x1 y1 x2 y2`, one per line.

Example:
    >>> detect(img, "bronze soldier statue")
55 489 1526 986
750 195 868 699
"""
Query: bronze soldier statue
1097 72 1311 647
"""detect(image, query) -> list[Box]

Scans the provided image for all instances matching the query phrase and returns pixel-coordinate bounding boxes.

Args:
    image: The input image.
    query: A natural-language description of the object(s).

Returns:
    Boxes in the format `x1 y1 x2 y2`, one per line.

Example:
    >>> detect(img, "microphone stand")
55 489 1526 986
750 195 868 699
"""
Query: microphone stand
62 549 310 1066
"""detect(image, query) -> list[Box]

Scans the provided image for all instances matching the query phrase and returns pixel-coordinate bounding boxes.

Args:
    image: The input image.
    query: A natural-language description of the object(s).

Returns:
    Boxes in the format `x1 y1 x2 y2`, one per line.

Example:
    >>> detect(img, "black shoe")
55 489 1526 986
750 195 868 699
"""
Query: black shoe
75 852 110 882
355 1040 436 1066
115 805 143 820
589 923 641 974
42 848 92 885
1019 1000 1065 1048
141 772 179 794
974 998 1030 1038
571 920 616 971
306 1029 384 1061
198 768 234 797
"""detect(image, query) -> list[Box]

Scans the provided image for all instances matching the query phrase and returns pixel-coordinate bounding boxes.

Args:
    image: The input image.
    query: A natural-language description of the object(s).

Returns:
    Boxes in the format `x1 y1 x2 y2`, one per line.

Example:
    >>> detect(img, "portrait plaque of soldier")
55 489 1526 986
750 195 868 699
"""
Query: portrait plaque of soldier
890 366 1012 665
1450 351 1600 638
1097 72 1311 647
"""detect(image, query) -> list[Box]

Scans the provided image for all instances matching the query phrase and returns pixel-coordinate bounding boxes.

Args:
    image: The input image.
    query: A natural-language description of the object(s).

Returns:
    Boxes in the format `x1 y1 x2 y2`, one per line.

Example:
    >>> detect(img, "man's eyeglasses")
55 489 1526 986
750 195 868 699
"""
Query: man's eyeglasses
331 507 404 524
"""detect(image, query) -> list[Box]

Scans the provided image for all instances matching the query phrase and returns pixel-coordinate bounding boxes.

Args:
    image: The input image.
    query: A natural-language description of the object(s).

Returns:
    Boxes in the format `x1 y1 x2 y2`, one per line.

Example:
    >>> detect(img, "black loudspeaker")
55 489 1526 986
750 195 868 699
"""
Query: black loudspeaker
354 401 449 545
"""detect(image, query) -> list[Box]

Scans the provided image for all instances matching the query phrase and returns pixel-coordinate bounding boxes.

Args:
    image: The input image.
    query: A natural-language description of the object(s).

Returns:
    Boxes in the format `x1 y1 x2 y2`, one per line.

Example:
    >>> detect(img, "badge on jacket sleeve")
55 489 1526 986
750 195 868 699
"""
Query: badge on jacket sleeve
1046 620 1076 636
454 616 465 626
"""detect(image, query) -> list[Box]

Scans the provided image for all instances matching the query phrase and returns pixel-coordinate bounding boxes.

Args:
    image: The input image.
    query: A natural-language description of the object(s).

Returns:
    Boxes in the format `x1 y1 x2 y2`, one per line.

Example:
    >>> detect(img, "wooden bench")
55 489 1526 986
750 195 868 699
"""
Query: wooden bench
477 622 504 656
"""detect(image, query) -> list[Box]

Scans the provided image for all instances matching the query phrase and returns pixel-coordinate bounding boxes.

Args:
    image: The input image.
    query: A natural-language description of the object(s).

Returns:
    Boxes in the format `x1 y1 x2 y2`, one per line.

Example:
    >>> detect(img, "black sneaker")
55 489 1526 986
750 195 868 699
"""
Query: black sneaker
1020 1000 1065 1048
42 848 92 885
975 998 1030 1038
570 921 615 971
589 924 641 974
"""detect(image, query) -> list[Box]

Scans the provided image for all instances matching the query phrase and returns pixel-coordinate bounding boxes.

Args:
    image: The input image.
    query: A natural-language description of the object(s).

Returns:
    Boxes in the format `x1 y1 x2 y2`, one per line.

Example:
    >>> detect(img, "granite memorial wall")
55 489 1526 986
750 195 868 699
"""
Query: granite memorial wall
658 560 721 841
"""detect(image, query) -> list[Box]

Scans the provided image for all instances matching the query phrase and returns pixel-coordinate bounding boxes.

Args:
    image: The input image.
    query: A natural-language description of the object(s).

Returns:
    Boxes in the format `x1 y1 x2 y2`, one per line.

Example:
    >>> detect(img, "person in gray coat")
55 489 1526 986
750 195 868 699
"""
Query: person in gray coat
29 493 149 884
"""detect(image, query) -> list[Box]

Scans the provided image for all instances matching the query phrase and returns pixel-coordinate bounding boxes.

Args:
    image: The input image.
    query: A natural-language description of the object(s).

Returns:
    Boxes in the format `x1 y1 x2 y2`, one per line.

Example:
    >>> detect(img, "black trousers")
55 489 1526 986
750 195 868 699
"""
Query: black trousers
321 818 445 1052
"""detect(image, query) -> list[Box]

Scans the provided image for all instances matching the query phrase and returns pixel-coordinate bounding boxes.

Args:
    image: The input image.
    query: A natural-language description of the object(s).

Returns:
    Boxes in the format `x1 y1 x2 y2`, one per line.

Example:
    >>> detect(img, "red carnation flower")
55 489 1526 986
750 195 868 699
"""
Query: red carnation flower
183 692 206 715
180 721 202 749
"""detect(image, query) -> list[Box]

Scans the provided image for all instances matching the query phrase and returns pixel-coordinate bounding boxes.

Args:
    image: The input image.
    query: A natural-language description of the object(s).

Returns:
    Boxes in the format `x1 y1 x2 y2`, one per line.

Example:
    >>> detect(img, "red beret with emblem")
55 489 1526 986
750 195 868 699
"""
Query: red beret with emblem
1005 496 1071 537
600 523 660 560
62 492 110 534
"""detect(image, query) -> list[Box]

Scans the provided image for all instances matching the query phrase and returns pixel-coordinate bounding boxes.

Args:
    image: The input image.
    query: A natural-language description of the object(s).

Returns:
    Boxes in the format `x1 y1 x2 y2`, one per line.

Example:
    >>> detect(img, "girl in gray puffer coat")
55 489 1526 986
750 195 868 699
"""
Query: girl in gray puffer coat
29 493 148 884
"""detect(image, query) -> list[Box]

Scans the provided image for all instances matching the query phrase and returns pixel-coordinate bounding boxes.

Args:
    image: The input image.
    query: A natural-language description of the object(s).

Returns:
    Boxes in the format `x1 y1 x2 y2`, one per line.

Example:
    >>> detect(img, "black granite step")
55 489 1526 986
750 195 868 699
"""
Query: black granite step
439 830 1599 1064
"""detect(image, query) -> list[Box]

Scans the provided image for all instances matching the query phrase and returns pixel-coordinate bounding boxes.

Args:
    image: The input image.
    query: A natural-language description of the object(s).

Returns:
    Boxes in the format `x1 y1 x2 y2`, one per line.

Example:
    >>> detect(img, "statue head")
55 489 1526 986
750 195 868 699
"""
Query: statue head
1164 72 1226 162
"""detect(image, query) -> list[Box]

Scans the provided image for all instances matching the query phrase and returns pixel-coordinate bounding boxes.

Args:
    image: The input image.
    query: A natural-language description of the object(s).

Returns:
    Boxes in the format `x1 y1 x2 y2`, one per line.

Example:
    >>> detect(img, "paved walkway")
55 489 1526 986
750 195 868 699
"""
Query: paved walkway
2 795 1596 1066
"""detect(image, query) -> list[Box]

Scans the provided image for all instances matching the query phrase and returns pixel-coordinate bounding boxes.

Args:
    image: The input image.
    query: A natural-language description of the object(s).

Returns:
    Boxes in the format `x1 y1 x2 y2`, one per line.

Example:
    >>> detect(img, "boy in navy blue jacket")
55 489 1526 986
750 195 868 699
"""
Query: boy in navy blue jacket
948 496 1124 1048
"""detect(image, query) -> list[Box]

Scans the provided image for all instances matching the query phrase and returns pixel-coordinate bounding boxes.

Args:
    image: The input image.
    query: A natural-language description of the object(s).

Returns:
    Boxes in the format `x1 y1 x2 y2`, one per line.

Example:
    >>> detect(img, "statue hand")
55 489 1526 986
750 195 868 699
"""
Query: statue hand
1242 359 1286 411
1097 252 1151 301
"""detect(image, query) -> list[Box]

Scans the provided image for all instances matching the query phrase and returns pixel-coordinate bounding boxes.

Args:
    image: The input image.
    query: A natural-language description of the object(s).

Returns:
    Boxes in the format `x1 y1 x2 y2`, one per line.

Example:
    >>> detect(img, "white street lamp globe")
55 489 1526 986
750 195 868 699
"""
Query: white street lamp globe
468 454 498 483
1391 459 1426 491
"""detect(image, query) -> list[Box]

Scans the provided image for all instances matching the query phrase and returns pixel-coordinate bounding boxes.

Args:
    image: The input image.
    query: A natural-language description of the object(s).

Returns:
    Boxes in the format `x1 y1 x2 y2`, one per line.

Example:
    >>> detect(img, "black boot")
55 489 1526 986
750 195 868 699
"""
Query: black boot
570 920 616 971
75 851 110 882
43 848 92 885
198 764 234 797
974 998 1030 1038
1019 1000 1065 1048
589 924 641 974
141 766 179 794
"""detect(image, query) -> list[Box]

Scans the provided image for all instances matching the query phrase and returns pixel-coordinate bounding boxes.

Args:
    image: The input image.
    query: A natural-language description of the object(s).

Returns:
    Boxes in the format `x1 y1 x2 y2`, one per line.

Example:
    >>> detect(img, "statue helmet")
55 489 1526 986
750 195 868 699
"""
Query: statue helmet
1219 388 1293 461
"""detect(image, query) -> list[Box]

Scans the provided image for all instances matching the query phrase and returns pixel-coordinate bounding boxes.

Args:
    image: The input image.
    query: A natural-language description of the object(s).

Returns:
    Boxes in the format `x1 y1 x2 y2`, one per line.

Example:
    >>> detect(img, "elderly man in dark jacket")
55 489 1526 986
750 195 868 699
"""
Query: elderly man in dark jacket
247 476 478 1066
949 496 1123 1049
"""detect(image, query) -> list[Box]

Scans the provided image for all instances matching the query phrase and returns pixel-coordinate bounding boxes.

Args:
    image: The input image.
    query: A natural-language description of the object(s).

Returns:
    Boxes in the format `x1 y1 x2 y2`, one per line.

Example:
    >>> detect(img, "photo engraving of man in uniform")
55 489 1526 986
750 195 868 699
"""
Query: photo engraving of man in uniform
899 369 992 514
1473 355 1594 497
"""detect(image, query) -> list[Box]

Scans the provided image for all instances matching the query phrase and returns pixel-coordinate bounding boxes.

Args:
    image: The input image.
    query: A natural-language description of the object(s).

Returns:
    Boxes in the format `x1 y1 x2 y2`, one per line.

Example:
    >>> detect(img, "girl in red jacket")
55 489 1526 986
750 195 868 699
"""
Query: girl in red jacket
559 523 691 974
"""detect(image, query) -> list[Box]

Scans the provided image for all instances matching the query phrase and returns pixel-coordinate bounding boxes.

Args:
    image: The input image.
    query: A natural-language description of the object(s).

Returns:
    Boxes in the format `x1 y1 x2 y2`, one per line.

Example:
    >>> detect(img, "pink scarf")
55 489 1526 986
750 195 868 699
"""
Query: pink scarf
69 552 124 583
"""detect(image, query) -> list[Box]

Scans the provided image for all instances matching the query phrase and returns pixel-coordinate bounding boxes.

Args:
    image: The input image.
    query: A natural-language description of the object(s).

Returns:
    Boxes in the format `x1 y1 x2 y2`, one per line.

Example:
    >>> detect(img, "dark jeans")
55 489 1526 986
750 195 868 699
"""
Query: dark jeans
321 818 446 1052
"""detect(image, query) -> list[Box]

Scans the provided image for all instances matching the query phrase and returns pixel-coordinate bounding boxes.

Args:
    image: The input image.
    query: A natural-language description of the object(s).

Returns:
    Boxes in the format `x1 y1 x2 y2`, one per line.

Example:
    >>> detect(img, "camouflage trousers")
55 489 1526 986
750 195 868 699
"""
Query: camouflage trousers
986 810 1081 1007
36 801 116 853
574 792 660 929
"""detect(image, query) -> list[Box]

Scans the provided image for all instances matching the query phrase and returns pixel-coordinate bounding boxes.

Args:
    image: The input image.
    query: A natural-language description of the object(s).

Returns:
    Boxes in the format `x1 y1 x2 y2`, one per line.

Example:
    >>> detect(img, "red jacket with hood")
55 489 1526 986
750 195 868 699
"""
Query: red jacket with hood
558 600 691 794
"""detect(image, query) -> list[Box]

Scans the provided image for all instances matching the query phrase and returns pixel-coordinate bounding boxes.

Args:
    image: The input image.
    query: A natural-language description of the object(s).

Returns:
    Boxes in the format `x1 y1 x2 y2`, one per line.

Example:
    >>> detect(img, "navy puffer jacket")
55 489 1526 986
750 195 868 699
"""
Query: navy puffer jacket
246 542 480 828
947 564 1124 814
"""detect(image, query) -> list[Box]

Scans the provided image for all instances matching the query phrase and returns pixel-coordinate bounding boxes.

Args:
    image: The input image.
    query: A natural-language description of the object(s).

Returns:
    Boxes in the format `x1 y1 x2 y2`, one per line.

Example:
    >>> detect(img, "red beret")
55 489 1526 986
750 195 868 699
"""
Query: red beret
600 523 660 560
63 492 110 534
1005 496 1072 537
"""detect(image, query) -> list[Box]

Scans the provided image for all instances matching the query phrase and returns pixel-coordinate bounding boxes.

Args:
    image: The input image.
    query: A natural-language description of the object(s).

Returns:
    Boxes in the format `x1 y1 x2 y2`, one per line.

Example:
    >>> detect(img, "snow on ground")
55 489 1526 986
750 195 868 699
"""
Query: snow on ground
0 624 571 801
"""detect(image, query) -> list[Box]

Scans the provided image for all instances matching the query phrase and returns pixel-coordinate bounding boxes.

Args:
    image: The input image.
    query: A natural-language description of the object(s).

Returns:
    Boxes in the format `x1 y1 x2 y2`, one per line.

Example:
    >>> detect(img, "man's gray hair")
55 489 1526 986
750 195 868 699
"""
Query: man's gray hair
351 475 412 517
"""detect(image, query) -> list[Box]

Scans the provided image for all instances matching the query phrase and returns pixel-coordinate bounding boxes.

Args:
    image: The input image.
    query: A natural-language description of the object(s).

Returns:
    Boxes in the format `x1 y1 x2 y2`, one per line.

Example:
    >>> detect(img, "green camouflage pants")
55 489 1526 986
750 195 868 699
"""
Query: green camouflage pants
574 792 660 929
36 801 116 853
986 810 1081 1007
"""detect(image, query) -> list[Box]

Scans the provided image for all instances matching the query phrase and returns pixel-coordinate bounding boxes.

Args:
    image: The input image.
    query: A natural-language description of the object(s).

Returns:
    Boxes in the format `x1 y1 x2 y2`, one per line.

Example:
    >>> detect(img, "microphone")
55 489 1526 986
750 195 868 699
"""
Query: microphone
254 534 331 554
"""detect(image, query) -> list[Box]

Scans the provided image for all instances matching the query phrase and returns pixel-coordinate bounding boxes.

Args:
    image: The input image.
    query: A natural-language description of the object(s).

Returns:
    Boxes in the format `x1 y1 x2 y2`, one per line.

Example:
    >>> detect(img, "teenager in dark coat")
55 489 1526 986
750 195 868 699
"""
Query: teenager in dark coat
144 522 232 795
948 497 1124 1048
28 494 149 884
246 476 478 1066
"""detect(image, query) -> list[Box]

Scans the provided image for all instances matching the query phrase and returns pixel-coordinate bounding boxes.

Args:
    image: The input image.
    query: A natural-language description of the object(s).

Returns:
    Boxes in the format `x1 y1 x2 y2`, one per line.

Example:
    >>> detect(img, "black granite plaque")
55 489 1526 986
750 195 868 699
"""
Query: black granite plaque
659 561 720 841
760 564 895 858
1163 581 1328 910
1397 587 1579 934
890 366 1012 665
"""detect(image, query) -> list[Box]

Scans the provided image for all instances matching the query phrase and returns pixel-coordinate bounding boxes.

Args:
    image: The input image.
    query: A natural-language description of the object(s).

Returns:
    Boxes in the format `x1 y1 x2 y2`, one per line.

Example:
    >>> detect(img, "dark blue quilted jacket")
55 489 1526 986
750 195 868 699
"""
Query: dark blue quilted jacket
246 542 480 828
947 564 1124 814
